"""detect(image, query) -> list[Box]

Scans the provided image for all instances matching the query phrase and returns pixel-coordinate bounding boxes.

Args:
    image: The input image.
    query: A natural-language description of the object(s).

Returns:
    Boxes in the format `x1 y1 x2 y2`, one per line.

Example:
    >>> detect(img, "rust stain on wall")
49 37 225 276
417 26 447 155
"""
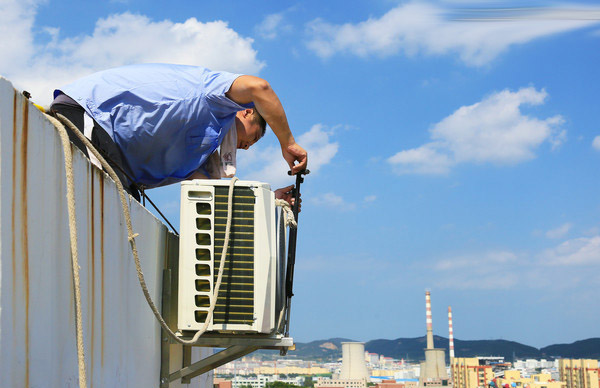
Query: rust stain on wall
21 99 30 388
11 91 17 335
100 176 105 366
90 171 96 386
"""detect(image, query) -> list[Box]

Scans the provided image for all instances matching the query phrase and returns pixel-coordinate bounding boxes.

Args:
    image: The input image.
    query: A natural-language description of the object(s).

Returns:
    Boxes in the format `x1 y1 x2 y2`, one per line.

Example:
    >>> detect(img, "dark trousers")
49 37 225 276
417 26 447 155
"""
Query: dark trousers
50 102 141 201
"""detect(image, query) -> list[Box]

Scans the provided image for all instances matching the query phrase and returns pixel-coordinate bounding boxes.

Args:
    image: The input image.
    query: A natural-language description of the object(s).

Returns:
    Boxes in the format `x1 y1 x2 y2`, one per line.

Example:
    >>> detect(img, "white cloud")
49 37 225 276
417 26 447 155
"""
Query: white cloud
1 5 264 105
434 251 517 271
585 226 600 236
432 251 520 289
388 144 453 175
592 136 600 150
312 193 356 211
238 124 339 187
437 273 519 290
298 124 339 173
546 223 572 239
430 235 600 290
0 0 37 71
257 13 284 39
256 13 292 40
542 236 600 266
364 195 377 202
306 2 600 66
388 87 565 174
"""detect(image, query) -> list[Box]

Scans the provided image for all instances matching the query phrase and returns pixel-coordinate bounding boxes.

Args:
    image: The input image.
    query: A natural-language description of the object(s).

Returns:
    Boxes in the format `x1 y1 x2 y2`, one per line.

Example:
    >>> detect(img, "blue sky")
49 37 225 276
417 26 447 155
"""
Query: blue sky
2 0 600 349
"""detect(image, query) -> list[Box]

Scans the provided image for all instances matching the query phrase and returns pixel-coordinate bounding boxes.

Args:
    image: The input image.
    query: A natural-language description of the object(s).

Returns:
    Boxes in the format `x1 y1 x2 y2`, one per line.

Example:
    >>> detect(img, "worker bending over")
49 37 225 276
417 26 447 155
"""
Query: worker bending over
50 63 307 203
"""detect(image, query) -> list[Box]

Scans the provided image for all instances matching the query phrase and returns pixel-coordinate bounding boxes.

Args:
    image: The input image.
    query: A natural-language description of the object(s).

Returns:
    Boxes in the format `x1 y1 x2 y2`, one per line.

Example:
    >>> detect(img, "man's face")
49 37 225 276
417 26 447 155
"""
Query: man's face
235 110 262 150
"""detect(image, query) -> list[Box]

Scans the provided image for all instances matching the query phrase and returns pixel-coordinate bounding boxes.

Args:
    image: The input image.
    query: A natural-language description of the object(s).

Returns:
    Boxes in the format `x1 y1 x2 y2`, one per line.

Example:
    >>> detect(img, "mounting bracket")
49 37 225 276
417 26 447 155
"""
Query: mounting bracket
158 266 294 388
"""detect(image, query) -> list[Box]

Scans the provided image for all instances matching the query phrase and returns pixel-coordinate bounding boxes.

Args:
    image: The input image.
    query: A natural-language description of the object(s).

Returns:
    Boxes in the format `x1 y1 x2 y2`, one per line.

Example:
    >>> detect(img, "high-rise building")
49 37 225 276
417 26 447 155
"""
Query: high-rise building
495 370 565 388
559 359 600 388
451 357 494 388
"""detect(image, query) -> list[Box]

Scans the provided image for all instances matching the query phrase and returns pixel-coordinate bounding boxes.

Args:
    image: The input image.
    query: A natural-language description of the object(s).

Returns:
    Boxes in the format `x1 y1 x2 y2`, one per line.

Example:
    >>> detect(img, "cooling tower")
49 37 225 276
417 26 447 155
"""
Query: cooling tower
418 291 448 388
422 349 448 379
340 342 369 380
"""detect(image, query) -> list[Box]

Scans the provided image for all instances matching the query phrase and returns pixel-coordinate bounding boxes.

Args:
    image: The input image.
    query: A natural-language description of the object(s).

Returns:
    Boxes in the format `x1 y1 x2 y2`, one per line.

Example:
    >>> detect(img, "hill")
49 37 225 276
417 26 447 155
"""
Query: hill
366 336 540 361
257 337 599 361
541 338 600 359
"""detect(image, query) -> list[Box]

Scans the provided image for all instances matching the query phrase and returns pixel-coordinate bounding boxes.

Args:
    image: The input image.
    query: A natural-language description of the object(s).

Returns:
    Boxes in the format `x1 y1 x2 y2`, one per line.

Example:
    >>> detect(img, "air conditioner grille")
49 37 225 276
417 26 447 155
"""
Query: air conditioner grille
212 186 255 325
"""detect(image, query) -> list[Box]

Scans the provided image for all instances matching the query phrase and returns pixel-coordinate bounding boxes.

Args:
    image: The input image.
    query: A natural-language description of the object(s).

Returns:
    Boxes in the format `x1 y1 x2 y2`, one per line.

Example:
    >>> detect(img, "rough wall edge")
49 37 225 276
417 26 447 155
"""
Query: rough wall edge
0 76 174 235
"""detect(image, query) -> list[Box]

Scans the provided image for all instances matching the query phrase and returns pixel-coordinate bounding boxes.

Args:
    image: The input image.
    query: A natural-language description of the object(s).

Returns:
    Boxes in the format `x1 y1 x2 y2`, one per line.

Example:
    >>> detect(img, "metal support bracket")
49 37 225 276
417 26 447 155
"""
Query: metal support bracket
159 266 294 387
159 268 172 388
169 345 259 383
169 335 293 383
181 346 192 384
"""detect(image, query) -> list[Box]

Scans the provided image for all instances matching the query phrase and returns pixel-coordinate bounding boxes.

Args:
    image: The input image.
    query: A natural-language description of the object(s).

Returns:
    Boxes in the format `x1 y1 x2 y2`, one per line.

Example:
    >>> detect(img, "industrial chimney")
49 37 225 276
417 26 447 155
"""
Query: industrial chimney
448 306 455 359
418 290 448 388
426 291 434 349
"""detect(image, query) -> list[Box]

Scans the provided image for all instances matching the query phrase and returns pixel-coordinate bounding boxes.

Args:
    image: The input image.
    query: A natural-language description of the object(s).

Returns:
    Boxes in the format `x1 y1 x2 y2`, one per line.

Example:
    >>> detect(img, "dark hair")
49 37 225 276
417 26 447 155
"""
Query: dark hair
251 109 267 138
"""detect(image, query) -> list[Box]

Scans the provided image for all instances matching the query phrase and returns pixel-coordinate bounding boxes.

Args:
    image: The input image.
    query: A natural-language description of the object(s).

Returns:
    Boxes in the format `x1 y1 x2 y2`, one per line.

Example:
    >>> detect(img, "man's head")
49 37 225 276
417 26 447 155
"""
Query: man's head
235 108 266 150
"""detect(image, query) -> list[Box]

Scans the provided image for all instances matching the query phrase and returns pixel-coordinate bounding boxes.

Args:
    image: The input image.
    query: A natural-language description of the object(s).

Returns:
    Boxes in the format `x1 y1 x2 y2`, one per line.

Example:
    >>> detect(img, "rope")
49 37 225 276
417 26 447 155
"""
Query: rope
50 113 237 359
45 114 87 388
275 199 297 228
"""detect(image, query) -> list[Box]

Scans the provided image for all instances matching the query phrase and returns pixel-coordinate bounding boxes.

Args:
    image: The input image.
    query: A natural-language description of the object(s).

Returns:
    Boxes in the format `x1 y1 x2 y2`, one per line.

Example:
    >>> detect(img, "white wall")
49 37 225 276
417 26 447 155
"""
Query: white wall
0 77 212 387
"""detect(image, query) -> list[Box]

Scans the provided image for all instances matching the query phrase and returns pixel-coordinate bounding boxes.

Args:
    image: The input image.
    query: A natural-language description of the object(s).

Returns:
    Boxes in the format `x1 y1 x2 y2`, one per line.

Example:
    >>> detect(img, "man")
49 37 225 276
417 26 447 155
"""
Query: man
51 63 307 202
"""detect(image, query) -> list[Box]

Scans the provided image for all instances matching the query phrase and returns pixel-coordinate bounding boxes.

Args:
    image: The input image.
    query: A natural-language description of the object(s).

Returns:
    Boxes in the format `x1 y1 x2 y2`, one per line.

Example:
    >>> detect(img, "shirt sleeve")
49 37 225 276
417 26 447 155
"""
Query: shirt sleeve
202 71 254 118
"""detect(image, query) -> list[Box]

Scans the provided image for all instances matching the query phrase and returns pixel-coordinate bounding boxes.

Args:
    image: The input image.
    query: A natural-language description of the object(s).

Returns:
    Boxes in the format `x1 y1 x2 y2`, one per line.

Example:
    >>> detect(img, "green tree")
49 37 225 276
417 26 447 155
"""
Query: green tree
303 376 314 388
265 382 300 388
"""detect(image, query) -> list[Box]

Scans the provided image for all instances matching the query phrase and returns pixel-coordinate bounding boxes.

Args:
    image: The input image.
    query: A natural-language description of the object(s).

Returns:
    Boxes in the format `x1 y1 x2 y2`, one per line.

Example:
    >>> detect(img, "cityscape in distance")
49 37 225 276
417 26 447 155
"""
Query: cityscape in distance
253 336 600 362
215 292 599 388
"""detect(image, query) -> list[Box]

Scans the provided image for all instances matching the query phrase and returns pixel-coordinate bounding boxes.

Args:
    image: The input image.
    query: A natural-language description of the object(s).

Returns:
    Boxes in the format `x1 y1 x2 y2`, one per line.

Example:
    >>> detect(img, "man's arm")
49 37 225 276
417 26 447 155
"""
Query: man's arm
226 75 308 174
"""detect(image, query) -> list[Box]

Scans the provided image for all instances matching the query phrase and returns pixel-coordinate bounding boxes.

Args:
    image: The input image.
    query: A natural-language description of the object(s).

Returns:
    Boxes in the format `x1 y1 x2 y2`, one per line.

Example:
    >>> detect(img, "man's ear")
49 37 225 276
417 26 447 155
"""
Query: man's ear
242 108 253 118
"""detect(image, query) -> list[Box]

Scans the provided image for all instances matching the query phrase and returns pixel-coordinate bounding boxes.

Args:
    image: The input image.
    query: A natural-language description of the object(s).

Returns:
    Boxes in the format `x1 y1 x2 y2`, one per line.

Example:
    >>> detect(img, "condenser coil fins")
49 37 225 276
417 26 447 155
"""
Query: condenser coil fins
212 186 255 325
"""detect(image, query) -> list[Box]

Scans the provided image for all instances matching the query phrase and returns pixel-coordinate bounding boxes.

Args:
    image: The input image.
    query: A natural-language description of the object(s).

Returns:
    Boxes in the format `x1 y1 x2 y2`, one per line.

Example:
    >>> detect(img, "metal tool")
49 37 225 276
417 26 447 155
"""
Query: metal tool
281 169 309 355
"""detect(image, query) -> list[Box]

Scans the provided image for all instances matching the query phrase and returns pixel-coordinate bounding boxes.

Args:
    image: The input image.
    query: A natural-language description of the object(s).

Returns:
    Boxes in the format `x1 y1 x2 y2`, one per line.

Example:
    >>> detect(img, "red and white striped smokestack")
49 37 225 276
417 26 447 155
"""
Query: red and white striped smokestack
426 291 434 349
448 306 455 359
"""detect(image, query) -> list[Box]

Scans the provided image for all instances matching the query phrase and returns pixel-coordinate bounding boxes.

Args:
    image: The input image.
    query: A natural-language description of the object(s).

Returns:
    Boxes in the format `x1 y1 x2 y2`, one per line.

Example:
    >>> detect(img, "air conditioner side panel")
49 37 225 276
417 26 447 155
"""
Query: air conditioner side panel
253 187 277 333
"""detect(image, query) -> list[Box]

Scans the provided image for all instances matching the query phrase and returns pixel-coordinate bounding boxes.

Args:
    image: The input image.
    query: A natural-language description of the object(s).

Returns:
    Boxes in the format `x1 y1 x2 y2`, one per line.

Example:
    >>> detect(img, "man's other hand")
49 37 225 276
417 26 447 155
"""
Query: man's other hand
283 142 308 175
275 184 301 212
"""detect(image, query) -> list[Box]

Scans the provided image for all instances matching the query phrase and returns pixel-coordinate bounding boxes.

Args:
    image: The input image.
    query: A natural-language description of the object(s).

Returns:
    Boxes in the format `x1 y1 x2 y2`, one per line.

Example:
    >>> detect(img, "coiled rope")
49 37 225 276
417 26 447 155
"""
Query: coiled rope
48 113 238 387
275 199 297 228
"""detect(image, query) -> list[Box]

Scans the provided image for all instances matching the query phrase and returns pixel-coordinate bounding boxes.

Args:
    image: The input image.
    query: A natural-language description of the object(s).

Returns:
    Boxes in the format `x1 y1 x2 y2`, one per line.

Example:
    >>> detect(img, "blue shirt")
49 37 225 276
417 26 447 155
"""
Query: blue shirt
56 63 252 188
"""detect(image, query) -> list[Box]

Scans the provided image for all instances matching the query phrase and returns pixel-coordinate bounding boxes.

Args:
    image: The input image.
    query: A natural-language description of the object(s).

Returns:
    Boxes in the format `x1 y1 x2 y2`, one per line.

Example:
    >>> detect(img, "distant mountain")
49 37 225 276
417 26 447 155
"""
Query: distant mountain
541 338 600 359
366 336 540 361
257 337 600 361
288 338 352 361
451 338 540 360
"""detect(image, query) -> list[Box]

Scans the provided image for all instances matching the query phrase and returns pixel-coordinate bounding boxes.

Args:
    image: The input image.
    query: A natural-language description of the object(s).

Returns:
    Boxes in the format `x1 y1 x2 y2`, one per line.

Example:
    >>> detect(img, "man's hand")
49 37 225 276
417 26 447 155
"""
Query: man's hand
283 143 308 175
227 75 309 175
275 184 301 212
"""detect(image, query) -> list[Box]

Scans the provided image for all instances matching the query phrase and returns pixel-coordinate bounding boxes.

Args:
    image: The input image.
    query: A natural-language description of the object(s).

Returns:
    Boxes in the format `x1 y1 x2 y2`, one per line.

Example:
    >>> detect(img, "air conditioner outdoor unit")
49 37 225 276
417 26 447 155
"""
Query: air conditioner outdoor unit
177 179 288 334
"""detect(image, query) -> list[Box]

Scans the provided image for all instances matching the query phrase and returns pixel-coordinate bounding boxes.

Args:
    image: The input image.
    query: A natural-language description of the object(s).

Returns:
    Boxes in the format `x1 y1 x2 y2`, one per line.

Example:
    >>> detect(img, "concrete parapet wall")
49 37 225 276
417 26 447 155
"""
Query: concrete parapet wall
0 77 211 387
